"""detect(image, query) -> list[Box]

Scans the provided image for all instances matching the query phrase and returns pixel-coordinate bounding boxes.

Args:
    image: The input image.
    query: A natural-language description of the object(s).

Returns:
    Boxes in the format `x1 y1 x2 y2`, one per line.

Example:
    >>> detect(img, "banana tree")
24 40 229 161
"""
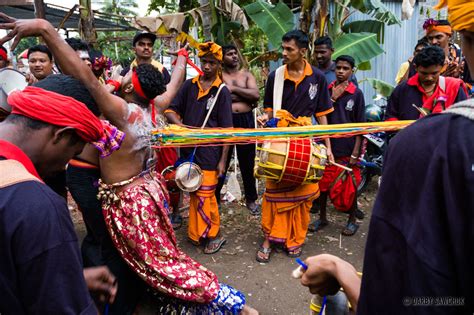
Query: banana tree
310 0 401 68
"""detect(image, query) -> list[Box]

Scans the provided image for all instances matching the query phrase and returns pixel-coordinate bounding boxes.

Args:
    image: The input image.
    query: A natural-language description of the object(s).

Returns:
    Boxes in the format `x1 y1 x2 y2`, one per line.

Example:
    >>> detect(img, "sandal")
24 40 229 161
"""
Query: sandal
256 245 272 263
287 247 302 258
188 238 201 246
341 222 359 236
307 219 328 232
246 201 260 216
204 236 227 254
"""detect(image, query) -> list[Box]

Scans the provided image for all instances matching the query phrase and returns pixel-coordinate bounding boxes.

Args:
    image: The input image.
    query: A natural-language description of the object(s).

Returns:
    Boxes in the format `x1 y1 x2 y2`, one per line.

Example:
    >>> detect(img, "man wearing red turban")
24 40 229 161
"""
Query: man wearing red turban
0 73 118 313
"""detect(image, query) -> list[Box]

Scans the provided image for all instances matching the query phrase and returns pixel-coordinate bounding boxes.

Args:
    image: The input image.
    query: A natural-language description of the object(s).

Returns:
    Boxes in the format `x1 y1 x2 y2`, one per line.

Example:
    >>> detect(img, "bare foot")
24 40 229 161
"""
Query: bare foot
241 305 259 315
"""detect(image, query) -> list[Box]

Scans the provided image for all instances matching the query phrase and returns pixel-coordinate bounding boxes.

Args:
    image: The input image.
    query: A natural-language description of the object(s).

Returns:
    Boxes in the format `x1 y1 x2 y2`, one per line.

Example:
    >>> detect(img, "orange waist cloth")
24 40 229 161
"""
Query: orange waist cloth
188 170 220 241
262 181 319 250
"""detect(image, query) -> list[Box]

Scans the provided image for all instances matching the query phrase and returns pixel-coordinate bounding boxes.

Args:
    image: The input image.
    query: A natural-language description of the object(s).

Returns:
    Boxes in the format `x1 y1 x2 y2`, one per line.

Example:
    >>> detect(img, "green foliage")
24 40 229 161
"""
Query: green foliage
13 37 39 56
332 33 384 67
93 0 138 16
96 31 135 66
211 21 242 46
244 0 294 49
342 20 385 44
365 78 394 97
350 0 401 25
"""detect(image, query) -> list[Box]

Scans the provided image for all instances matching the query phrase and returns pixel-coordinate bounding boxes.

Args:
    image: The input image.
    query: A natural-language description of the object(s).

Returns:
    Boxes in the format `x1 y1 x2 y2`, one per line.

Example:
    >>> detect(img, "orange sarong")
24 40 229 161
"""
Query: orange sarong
261 181 320 250
188 170 220 242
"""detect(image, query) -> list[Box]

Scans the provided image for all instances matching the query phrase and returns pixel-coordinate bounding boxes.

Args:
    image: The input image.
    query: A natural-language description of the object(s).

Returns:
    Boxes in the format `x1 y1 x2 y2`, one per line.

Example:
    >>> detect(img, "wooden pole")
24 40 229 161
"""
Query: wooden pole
34 0 46 19
79 0 97 47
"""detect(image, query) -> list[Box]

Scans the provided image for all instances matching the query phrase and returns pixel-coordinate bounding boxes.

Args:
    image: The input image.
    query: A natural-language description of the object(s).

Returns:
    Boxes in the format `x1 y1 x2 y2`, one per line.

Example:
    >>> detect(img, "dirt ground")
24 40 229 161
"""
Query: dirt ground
70 177 378 315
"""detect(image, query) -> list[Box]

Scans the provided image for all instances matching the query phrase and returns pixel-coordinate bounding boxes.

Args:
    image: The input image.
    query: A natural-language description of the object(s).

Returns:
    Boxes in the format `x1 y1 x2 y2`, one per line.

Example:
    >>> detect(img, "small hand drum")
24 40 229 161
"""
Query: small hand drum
255 138 327 185
175 162 203 192
0 68 27 117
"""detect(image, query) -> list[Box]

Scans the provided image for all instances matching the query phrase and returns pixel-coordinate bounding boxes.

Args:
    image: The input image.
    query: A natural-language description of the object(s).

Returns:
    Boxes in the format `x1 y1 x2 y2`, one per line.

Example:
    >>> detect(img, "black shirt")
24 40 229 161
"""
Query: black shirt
358 110 474 314
0 160 95 314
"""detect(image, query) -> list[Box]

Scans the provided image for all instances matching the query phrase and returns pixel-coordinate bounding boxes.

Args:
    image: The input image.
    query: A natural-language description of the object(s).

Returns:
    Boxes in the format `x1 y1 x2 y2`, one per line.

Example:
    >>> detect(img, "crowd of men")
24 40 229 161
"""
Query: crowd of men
0 0 473 313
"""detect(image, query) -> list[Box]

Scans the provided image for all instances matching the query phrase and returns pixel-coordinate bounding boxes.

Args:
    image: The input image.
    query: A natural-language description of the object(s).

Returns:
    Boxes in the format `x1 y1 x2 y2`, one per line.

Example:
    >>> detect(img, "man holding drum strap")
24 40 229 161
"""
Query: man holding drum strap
166 42 233 255
256 30 333 262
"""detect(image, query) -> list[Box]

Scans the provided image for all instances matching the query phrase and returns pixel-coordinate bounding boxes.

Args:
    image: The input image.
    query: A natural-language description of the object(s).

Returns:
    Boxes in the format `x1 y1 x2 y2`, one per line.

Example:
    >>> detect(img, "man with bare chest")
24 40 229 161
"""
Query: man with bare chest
215 44 260 214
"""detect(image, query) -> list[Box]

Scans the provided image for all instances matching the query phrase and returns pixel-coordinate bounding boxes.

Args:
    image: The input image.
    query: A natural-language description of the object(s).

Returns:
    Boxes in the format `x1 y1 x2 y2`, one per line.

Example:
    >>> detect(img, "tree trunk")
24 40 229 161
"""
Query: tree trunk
299 0 315 34
79 0 97 47
199 0 213 41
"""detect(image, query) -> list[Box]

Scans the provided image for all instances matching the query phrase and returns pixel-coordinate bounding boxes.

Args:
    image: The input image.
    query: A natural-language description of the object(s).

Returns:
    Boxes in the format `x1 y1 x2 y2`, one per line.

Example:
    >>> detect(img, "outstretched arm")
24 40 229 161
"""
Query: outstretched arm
154 55 187 114
0 16 128 129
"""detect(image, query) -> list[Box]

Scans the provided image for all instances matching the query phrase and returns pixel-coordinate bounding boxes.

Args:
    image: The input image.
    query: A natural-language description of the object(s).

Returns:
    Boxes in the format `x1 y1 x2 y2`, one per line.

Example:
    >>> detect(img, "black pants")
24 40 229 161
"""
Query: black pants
215 111 258 203
66 165 145 315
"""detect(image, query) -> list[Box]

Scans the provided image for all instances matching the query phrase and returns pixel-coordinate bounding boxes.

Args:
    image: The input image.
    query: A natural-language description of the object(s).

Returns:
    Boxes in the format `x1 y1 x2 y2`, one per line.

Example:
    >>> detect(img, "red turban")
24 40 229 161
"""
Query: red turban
0 48 7 61
8 86 124 157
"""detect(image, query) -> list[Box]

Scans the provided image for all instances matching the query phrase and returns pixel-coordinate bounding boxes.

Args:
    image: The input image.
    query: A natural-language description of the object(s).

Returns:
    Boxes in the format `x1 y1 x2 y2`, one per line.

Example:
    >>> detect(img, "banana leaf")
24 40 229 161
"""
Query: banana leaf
357 60 371 71
244 0 294 49
342 20 385 44
350 0 401 26
366 78 395 97
333 33 384 66
211 21 242 46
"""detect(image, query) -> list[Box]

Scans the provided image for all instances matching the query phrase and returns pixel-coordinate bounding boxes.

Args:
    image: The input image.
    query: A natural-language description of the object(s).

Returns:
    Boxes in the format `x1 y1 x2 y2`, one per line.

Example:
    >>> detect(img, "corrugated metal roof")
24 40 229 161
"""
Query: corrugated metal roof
0 3 135 31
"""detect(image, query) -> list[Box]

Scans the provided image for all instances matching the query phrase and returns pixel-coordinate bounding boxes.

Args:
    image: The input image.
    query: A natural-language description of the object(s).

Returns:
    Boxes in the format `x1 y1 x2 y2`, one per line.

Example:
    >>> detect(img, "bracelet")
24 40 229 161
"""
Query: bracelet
106 79 121 92
350 155 358 159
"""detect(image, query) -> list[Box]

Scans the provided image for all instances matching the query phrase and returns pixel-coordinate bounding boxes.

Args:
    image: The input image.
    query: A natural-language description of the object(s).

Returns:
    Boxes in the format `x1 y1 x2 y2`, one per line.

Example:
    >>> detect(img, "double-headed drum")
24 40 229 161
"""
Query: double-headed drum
254 138 327 185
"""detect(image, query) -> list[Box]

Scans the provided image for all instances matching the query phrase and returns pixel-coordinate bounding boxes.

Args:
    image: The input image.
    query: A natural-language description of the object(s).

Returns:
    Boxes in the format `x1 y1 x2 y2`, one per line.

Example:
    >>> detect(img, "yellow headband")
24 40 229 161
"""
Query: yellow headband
435 0 474 32
197 42 223 61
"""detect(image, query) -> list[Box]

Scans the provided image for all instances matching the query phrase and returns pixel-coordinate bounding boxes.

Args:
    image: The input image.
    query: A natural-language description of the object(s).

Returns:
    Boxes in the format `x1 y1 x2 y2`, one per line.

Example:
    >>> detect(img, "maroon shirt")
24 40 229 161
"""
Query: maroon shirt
263 61 333 118
167 76 233 170
327 81 366 158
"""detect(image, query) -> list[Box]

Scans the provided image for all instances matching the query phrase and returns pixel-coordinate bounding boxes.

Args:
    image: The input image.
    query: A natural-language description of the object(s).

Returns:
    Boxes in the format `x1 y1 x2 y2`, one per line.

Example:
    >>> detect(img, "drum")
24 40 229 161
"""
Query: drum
254 138 327 185
174 162 203 192
0 68 27 116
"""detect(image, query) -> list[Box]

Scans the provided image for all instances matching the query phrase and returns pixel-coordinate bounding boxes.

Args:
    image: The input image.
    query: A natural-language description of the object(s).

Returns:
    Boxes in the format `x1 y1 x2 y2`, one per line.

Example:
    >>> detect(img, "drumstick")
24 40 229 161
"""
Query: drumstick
329 161 353 172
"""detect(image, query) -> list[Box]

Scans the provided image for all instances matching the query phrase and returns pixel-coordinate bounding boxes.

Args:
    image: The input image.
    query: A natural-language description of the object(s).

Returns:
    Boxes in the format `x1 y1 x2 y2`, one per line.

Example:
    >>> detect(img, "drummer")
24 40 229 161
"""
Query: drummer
0 45 8 69
165 42 233 254
256 30 333 262
309 55 366 236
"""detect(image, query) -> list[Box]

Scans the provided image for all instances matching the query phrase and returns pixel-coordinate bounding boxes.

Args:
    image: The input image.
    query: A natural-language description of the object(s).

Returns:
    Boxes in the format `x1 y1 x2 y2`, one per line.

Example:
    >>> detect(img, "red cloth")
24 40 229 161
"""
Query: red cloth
319 157 361 212
0 49 7 61
155 148 178 173
8 86 124 157
132 69 148 100
0 140 42 180
100 172 219 303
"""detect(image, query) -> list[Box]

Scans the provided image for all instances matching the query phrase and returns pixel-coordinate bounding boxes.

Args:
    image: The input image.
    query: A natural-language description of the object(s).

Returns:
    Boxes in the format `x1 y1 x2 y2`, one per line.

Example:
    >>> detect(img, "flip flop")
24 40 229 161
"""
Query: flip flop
341 222 359 236
287 247 302 258
246 201 260 216
204 237 227 254
256 245 272 263
307 219 328 232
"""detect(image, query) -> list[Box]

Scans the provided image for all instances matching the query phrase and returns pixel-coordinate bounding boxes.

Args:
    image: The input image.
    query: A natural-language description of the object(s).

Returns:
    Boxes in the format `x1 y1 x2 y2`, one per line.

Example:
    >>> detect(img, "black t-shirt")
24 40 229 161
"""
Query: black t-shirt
358 110 474 314
167 77 233 170
327 82 366 157
0 175 95 314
